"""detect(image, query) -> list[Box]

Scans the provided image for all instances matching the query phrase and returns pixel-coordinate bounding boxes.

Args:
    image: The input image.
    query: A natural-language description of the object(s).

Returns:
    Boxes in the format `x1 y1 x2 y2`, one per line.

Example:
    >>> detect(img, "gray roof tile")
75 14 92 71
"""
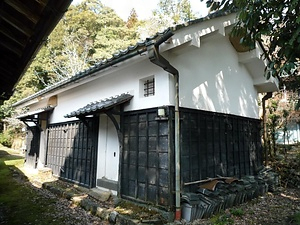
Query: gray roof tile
64 93 133 118
17 106 55 119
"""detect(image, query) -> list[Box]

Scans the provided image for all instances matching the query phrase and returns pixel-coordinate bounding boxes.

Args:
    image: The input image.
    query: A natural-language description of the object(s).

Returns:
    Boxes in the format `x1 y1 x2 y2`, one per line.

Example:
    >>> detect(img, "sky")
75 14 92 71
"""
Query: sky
72 0 209 21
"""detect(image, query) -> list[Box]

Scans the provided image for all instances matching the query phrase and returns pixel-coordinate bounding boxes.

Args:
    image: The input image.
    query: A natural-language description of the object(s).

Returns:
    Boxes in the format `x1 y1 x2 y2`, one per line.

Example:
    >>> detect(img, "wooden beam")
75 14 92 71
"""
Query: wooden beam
0 53 18 66
0 70 20 85
35 0 48 8
77 116 90 128
0 67 14 79
0 25 27 47
4 0 40 24
0 39 23 57
0 9 33 37
0 86 14 95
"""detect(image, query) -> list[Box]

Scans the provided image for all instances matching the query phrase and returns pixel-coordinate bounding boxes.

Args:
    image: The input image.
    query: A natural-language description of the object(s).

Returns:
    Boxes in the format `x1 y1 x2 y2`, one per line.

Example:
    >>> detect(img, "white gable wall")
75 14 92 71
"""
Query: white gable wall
168 34 259 118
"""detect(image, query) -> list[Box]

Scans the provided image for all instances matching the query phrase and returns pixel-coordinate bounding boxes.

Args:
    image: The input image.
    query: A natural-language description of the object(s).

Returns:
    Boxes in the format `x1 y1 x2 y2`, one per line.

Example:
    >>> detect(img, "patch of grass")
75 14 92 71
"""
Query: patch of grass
248 209 255 215
289 212 300 225
230 208 244 217
115 200 164 222
0 149 78 225
210 213 234 225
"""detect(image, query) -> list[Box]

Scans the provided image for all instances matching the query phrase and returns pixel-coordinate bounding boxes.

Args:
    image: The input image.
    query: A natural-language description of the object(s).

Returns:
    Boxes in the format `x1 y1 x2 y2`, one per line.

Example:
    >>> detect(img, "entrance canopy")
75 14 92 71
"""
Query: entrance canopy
16 106 55 121
16 106 55 130
64 93 133 118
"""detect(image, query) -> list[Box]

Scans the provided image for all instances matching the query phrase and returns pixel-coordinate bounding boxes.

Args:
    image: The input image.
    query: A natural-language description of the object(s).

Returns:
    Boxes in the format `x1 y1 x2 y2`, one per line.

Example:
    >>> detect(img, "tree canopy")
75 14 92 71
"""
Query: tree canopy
202 0 299 84
15 0 139 99
0 0 140 120
153 0 196 24
138 0 197 39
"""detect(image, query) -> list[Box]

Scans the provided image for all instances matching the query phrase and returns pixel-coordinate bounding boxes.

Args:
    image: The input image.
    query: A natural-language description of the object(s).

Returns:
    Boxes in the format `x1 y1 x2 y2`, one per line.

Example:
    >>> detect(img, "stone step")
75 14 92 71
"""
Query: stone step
37 167 53 180
88 188 111 202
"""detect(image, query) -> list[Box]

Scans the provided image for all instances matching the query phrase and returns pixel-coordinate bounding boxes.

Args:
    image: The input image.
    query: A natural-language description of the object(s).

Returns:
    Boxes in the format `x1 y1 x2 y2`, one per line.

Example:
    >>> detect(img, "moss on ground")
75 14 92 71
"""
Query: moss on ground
115 199 166 223
288 212 300 225
0 148 82 225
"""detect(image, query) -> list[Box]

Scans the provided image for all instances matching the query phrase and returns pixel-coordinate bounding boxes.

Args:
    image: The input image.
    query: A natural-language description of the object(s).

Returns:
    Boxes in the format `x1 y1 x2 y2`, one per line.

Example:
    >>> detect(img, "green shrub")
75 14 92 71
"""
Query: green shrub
0 132 12 148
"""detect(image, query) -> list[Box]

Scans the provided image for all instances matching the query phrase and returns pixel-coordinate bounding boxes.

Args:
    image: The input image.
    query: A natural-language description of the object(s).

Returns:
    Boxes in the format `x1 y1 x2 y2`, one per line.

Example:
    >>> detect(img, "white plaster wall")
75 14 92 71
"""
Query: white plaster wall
26 98 49 111
25 41 259 123
24 13 260 122
49 59 173 124
32 33 259 123
169 34 259 119
97 114 119 181
37 131 46 168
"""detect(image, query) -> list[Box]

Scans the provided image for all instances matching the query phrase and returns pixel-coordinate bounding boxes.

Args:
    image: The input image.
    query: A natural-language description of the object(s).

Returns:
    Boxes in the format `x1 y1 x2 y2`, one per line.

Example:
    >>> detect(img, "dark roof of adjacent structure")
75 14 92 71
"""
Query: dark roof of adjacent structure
13 10 235 107
16 105 54 120
0 0 72 103
64 93 133 118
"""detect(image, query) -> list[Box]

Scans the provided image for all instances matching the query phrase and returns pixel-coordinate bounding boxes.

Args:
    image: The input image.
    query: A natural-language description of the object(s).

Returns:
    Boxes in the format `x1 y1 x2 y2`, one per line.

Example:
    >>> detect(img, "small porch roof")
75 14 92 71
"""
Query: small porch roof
16 106 55 120
64 93 133 118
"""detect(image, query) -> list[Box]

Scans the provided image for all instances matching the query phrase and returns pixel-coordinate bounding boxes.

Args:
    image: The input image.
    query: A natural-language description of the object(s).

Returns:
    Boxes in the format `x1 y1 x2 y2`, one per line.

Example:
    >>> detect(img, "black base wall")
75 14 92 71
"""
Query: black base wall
180 108 263 192
121 107 263 207
121 108 172 208
46 118 98 188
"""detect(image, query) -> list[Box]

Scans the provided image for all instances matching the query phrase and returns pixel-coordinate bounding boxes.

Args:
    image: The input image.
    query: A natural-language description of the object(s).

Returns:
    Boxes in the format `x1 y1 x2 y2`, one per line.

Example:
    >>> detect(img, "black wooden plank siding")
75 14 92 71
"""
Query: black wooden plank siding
46 118 98 188
121 107 263 208
121 109 171 208
180 108 263 193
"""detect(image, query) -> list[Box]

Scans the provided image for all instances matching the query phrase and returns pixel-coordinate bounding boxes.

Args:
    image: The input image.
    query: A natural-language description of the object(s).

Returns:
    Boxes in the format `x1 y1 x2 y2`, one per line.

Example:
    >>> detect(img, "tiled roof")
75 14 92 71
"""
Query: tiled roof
64 93 133 118
16 106 55 119
13 10 234 107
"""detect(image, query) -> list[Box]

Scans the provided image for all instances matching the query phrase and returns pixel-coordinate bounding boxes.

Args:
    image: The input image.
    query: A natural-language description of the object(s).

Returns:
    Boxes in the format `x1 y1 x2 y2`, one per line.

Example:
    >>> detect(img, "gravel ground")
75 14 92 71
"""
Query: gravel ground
26 177 300 225
0 148 109 225
19 178 109 225
192 188 300 225
5 148 300 225
17 165 300 225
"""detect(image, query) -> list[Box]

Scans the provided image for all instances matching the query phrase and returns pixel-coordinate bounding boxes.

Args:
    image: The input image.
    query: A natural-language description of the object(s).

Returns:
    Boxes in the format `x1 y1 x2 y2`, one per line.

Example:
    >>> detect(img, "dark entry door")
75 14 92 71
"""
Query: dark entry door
46 119 98 188
25 127 40 168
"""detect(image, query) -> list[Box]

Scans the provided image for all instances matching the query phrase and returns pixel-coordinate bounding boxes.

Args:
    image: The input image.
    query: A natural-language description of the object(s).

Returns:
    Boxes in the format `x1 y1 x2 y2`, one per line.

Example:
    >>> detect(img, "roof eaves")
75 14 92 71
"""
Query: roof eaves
16 105 55 119
64 93 133 118
13 0 73 92
13 33 167 107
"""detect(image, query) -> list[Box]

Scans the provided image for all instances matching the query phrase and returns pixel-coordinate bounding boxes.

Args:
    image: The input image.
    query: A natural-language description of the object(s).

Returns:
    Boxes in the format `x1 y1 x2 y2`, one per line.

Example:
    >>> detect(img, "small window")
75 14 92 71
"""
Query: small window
144 78 155 97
